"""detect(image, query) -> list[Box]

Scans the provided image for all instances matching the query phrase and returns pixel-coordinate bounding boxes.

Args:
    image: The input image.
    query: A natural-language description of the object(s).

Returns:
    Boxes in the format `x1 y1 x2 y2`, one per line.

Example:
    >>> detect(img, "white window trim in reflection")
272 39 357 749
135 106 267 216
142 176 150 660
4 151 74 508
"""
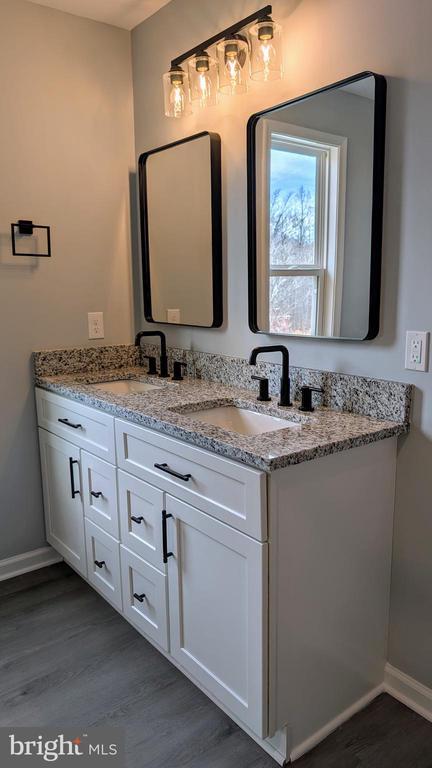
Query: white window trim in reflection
259 119 347 336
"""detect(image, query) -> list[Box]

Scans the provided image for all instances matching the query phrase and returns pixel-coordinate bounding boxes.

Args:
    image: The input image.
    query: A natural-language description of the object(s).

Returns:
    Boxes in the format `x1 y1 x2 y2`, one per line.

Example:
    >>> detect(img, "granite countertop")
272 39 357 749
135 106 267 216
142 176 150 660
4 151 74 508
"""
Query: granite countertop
35 366 408 472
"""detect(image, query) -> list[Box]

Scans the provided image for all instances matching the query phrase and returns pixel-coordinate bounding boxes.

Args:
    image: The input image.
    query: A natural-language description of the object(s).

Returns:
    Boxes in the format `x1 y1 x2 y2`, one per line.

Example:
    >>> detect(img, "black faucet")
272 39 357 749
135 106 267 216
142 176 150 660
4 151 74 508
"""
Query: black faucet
135 330 169 378
249 345 291 407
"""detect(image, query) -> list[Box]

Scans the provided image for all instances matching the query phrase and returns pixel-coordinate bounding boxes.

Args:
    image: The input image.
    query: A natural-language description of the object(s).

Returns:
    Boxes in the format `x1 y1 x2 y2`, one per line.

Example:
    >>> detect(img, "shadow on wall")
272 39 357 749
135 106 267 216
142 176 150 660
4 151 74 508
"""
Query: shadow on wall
0 231 39 273
129 171 142 333
0 380 45 558
389 408 432 685
380 77 408 349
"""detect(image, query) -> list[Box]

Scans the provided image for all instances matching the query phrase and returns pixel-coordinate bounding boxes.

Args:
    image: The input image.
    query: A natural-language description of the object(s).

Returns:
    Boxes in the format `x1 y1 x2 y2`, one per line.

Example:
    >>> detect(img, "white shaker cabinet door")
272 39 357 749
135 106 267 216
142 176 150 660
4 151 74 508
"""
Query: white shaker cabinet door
38 428 86 577
166 495 268 739
81 451 119 539
85 519 122 611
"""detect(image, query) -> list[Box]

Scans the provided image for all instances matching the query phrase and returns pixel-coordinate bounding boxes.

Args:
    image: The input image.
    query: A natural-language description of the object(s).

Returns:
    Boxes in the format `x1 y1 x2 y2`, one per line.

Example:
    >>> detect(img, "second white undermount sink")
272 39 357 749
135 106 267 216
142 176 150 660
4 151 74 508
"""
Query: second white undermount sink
184 405 300 436
87 380 162 395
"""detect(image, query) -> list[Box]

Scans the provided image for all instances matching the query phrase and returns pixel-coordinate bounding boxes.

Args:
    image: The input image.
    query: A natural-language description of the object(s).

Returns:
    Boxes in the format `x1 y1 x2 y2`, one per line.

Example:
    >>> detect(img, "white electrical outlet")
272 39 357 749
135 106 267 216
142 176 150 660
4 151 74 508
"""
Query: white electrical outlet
405 330 429 371
88 312 104 339
167 308 181 323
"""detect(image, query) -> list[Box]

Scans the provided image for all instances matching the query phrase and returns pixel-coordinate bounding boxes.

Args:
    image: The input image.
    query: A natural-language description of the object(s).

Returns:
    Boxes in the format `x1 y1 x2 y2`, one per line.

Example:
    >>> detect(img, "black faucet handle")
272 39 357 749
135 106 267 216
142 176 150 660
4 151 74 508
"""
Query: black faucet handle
251 374 271 402
299 385 324 412
172 361 187 381
142 355 157 375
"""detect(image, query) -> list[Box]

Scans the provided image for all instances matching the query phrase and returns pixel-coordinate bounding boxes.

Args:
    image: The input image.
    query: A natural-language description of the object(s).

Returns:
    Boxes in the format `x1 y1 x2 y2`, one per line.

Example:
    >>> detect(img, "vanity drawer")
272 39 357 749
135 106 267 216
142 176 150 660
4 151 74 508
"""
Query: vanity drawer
115 420 267 540
118 470 164 569
82 452 119 538
36 388 115 463
85 519 122 611
120 546 168 651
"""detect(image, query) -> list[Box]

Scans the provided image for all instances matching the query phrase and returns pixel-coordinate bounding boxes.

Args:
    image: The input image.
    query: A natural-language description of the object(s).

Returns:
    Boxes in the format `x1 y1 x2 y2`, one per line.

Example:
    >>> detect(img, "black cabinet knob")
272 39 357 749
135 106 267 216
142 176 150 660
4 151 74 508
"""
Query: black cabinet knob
131 515 144 524
91 491 103 499
94 560 106 569
133 592 146 603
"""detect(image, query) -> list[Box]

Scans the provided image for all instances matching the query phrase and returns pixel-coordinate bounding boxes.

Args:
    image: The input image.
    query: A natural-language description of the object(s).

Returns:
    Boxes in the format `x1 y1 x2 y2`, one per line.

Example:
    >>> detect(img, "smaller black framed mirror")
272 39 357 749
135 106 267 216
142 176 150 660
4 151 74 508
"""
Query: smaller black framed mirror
247 71 386 340
138 131 222 328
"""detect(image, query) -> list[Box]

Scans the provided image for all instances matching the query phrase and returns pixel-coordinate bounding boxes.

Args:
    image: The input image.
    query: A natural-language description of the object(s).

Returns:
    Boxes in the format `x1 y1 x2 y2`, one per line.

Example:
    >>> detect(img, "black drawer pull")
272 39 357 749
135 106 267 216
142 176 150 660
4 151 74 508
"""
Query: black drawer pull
94 560 105 569
154 462 191 482
58 417 82 429
162 510 174 564
131 515 144 524
133 592 146 603
69 458 80 499
91 490 103 499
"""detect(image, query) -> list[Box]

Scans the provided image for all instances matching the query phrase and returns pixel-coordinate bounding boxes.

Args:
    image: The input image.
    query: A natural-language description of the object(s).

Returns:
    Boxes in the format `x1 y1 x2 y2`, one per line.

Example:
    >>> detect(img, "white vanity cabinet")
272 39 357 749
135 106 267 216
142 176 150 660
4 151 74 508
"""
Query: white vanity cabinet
36 387 397 765
36 389 268 739
166 494 268 737
38 428 87 577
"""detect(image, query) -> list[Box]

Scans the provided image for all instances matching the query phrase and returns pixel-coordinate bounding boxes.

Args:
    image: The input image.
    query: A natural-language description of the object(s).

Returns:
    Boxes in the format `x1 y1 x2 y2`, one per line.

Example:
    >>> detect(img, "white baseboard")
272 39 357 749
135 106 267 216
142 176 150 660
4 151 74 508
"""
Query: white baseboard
290 683 384 762
290 668 432 763
385 663 432 724
0 546 62 582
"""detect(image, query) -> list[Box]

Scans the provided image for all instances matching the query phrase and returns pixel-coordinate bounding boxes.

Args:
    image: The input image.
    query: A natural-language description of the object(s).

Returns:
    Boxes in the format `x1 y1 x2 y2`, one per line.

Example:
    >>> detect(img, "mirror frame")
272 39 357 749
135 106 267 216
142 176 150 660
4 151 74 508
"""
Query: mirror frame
247 71 387 341
138 131 223 328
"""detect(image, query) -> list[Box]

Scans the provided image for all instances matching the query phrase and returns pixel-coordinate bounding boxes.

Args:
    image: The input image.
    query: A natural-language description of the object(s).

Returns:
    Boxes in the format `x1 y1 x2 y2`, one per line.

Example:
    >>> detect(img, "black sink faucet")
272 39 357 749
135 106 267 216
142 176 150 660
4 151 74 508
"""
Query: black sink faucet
249 345 291 407
135 330 169 378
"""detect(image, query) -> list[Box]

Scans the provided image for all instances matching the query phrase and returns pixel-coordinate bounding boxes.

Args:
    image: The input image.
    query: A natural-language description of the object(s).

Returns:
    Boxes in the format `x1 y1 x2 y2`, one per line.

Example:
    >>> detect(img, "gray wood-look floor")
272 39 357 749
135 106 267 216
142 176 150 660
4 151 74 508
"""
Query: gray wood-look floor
1 563 432 768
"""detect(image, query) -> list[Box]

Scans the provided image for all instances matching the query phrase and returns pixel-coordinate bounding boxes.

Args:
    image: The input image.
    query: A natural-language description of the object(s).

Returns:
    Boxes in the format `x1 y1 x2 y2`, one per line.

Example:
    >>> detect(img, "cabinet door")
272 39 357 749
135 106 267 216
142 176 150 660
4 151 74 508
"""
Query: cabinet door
38 428 86 577
81 452 119 538
120 546 168 651
118 470 164 569
166 495 268 738
85 519 122 611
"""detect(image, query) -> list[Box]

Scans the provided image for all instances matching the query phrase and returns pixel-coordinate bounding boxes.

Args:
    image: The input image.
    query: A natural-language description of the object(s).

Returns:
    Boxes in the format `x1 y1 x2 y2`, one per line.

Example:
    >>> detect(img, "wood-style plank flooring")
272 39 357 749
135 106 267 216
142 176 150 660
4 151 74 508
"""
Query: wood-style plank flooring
1 563 431 767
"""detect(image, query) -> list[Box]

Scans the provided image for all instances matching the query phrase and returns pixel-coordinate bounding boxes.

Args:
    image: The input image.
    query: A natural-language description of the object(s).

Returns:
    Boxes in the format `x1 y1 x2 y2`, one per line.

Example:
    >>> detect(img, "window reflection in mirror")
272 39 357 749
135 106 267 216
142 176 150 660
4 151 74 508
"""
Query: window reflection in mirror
249 73 386 340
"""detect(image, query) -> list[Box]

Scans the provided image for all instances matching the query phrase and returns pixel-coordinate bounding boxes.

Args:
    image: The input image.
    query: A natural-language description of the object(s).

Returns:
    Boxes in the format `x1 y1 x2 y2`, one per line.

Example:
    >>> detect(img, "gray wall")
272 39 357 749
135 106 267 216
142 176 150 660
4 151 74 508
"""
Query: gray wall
132 0 432 687
0 0 134 558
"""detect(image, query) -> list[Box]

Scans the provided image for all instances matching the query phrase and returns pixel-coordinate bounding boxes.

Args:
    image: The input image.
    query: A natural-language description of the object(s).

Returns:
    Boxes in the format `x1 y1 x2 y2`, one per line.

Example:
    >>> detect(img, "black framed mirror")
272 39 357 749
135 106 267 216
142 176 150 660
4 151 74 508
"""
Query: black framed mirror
247 72 386 340
138 131 222 328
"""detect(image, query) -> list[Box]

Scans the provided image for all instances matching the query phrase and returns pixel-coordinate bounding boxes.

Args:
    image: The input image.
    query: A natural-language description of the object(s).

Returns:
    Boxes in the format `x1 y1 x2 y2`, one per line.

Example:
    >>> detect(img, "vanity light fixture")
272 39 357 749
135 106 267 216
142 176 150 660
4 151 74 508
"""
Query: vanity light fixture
216 35 250 95
163 5 282 117
163 65 192 118
188 50 219 108
249 15 283 81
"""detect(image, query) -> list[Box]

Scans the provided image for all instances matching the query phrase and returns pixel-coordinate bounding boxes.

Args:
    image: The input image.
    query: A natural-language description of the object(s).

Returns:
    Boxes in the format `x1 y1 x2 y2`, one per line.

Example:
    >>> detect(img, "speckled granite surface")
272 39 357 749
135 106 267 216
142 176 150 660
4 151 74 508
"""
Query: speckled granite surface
34 346 410 472
34 344 412 423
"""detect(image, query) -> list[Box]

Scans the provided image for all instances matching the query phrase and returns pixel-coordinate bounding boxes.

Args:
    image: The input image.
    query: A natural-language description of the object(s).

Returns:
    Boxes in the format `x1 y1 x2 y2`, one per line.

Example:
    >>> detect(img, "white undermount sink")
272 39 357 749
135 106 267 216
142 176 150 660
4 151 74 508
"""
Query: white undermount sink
184 405 300 436
87 380 161 395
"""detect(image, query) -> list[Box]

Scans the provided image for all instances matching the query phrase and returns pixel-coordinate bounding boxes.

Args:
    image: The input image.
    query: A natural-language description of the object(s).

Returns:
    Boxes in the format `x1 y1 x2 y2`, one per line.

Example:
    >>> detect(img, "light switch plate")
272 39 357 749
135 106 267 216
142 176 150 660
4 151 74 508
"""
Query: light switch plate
88 311 104 339
405 330 429 371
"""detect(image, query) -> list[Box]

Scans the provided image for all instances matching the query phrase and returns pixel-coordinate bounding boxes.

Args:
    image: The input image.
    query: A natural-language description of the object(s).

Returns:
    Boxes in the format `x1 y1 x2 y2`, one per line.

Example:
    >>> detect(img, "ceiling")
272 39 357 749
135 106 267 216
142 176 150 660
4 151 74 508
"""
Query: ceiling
26 0 172 30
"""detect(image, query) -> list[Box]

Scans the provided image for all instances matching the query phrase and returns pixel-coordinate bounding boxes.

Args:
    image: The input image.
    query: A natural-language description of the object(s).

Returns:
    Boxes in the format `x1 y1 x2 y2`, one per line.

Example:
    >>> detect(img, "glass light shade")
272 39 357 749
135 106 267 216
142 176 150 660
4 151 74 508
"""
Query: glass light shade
249 18 283 82
188 52 219 108
216 36 250 95
163 66 192 118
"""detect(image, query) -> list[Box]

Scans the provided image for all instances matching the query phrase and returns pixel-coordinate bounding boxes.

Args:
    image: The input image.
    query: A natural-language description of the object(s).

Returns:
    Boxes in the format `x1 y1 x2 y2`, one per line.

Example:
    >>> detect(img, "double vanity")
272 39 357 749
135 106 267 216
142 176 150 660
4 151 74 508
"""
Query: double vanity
34 342 410 764
33 69 405 761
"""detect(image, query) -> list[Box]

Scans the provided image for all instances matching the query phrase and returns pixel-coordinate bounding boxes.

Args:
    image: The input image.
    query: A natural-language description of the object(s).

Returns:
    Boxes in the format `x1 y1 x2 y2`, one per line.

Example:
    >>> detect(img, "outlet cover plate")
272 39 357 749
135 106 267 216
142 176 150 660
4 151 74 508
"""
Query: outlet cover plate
405 330 429 371
88 311 104 340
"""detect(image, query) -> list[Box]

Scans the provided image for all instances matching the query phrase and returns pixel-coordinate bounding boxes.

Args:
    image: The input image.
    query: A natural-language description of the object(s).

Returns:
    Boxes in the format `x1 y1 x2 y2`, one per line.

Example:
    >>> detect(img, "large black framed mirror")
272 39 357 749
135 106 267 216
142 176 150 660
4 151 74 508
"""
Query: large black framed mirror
138 131 222 328
247 72 386 340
